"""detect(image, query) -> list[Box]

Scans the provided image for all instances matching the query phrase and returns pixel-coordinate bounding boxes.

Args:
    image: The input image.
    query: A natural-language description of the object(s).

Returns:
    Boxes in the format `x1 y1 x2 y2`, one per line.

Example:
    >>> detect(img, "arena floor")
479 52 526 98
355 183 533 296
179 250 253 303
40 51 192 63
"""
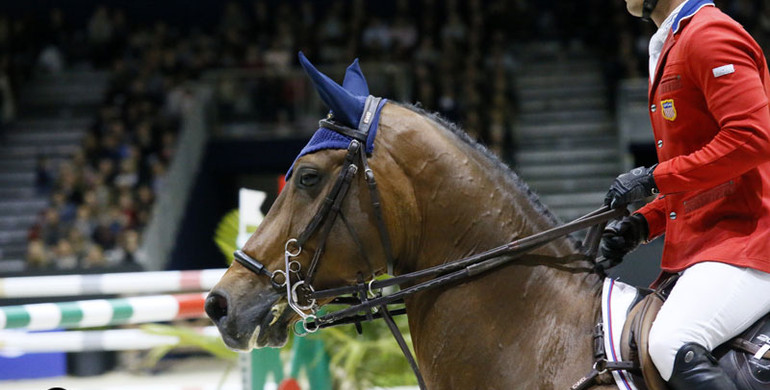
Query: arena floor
3 356 242 390
3 355 420 390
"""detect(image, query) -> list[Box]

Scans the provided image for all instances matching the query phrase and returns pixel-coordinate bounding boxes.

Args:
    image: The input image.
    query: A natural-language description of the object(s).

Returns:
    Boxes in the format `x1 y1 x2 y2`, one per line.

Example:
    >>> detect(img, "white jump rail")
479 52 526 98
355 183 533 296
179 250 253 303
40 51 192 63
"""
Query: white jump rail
0 326 219 354
0 269 226 299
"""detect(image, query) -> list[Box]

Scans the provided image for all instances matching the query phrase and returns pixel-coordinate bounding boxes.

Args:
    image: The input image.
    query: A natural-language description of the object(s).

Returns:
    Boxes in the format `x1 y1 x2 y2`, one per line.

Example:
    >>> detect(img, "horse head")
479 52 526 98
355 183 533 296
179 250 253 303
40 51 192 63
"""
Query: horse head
204 53 605 389
205 53 419 350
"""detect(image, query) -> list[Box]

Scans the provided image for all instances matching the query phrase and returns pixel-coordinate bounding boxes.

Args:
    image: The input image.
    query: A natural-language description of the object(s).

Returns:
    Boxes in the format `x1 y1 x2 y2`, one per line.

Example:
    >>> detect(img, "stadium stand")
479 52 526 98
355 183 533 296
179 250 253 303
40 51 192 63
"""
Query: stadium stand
0 0 768 272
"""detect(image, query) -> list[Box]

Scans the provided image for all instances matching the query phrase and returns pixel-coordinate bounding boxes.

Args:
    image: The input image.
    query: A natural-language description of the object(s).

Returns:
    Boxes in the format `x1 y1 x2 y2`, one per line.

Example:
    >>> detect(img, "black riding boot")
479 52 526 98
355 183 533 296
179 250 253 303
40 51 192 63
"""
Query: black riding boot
668 342 738 390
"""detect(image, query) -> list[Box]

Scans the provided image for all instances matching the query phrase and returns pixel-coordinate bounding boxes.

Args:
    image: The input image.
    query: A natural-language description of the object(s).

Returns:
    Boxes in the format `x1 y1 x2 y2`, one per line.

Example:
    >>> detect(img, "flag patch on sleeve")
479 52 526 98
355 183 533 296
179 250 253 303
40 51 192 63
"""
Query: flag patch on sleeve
712 64 735 78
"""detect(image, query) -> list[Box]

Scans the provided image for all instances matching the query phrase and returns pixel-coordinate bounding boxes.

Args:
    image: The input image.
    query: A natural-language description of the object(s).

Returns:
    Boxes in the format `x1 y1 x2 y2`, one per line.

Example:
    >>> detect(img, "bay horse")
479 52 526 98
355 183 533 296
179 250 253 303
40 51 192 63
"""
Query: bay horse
205 54 618 389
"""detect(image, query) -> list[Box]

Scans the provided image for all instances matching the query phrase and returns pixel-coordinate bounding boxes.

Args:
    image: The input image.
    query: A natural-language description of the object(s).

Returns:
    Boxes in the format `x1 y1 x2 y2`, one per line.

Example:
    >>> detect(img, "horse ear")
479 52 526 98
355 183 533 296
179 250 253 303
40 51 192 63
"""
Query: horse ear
342 58 369 96
298 51 365 129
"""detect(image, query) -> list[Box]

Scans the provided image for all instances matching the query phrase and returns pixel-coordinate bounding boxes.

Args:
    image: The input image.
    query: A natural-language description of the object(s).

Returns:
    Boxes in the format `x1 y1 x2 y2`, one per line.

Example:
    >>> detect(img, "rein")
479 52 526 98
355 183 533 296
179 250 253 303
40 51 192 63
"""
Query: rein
234 96 627 389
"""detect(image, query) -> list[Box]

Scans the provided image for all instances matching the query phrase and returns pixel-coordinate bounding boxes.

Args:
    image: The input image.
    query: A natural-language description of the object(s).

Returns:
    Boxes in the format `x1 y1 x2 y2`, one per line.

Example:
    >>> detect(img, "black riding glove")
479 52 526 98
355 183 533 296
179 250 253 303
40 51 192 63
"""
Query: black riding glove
604 165 659 209
600 213 649 267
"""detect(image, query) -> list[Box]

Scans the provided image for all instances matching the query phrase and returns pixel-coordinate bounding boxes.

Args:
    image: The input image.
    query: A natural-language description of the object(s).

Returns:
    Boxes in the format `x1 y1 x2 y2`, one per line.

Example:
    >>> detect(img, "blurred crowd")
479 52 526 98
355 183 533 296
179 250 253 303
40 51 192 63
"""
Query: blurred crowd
213 0 529 155
18 6 192 269
208 0 770 154
4 0 770 270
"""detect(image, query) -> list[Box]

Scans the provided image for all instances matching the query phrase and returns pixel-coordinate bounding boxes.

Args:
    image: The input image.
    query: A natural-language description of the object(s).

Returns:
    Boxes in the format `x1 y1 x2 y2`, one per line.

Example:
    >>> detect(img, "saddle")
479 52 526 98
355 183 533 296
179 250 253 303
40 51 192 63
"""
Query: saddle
615 275 770 390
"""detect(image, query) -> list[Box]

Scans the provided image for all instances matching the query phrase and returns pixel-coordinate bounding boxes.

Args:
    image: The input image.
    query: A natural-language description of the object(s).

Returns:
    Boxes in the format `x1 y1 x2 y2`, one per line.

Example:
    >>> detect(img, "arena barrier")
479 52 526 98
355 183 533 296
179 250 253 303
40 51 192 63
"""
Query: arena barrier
0 268 226 298
0 326 219 353
0 292 206 330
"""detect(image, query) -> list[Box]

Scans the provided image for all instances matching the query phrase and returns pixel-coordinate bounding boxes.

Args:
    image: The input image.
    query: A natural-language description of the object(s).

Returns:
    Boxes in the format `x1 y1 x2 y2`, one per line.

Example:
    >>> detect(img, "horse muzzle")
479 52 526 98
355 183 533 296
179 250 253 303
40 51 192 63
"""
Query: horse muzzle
205 288 291 350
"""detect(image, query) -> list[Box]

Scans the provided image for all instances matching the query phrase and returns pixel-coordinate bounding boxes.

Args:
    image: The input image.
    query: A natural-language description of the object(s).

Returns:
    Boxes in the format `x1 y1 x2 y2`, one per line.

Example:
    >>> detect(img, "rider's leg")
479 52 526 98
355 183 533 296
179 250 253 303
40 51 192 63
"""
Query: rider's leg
668 342 736 389
647 261 770 387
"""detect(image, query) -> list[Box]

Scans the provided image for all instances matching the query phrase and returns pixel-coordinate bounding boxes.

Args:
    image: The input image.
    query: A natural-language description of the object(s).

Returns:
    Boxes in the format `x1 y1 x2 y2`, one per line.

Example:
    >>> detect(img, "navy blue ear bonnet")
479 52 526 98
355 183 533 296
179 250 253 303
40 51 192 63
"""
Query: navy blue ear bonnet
287 52 387 178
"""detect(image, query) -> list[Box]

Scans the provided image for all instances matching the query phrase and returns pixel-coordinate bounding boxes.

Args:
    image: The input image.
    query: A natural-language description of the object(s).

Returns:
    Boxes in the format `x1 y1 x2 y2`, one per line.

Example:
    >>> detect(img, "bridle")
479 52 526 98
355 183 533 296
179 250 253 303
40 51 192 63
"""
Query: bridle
235 95 397 330
234 96 627 389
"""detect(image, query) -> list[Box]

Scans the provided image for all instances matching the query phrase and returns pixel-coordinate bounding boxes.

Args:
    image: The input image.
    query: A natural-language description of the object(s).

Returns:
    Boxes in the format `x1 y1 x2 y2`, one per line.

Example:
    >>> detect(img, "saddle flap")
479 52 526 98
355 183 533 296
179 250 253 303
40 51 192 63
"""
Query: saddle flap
620 294 668 390
620 293 670 390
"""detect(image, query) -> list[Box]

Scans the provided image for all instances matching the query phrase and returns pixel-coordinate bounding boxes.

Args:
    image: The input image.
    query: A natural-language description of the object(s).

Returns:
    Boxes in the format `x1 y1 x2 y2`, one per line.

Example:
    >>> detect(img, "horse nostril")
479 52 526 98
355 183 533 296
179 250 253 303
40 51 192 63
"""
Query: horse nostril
205 292 229 324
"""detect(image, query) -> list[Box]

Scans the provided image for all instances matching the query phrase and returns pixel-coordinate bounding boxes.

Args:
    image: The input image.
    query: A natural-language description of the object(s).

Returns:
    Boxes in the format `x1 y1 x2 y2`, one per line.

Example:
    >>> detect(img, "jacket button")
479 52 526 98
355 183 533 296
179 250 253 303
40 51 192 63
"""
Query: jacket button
670 212 677 220
651 104 657 112
657 140 663 148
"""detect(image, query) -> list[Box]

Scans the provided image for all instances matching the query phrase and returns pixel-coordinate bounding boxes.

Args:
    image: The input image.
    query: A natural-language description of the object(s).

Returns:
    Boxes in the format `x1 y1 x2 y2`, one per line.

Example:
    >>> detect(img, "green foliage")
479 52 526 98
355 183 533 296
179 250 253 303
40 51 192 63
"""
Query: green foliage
140 323 238 364
312 307 417 389
214 209 240 265
136 323 239 389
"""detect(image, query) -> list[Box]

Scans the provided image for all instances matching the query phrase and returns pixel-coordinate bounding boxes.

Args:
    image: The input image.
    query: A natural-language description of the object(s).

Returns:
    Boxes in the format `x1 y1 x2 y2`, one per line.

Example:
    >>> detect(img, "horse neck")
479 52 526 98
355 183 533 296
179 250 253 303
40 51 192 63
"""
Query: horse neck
378 106 604 387
380 106 582 271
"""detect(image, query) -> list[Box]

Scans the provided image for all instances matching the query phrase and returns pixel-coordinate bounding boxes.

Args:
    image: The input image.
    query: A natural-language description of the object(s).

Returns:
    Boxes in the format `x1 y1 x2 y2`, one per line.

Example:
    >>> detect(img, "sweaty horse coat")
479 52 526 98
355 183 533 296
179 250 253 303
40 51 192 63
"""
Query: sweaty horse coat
637 0 770 274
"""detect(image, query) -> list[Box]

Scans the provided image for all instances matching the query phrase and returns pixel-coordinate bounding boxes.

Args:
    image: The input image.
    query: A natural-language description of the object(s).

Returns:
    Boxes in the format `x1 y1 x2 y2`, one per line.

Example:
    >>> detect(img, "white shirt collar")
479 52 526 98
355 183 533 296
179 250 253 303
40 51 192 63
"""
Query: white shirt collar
649 2 687 83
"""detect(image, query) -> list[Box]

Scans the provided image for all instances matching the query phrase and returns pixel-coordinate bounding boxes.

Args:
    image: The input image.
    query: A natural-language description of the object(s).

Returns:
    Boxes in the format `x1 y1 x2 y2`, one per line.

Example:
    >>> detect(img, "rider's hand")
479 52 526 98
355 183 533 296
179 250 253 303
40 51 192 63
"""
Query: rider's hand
604 165 658 209
600 214 649 266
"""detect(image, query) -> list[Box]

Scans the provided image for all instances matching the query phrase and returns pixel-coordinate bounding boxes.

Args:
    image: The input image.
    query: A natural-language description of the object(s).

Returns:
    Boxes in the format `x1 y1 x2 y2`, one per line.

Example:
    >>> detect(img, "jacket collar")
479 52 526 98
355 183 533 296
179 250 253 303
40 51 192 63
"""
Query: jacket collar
672 0 715 34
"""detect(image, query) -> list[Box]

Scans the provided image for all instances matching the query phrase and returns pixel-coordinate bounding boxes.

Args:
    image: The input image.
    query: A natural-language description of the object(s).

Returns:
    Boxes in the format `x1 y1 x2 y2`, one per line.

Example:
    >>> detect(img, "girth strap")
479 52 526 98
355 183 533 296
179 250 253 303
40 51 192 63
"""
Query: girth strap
571 322 637 390
731 337 770 360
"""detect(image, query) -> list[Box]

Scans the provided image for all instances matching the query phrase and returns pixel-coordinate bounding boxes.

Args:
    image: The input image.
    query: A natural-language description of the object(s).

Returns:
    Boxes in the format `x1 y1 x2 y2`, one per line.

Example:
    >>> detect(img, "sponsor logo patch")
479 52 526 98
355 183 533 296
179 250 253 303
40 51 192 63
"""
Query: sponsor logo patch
712 64 735 78
661 99 677 121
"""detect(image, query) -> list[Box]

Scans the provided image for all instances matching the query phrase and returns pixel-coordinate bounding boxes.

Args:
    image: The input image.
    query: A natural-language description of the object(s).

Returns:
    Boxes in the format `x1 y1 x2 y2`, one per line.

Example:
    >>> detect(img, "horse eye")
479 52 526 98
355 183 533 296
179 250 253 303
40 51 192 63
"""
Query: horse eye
299 170 320 187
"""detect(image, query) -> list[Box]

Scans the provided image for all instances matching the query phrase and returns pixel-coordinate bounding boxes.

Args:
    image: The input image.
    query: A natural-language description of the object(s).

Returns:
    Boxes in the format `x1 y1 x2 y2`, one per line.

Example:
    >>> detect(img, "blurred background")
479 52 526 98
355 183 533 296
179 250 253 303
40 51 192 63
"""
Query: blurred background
0 0 767 388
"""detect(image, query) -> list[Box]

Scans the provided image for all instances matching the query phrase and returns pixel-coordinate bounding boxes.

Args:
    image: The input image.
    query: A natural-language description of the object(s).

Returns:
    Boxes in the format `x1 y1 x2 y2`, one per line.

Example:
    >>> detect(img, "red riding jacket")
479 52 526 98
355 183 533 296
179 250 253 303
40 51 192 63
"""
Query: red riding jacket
636 3 770 274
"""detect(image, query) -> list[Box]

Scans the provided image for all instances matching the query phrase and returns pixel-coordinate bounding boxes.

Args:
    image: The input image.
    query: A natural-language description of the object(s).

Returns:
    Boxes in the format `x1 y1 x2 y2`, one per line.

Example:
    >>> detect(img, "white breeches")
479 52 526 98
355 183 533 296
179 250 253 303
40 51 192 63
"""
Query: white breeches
648 261 770 380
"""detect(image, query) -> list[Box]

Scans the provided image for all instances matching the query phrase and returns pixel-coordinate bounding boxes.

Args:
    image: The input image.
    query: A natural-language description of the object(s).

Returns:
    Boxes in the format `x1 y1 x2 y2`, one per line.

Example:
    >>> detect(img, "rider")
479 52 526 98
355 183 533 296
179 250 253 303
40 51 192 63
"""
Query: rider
601 0 770 388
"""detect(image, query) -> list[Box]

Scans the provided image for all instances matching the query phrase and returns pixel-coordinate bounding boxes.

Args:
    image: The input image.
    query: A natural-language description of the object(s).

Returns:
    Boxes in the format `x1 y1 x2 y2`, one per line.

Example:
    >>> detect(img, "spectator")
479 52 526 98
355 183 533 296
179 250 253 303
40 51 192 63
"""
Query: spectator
114 158 139 189
263 40 292 71
39 207 66 246
26 239 50 269
36 44 65 74
361 18 392 59
35 155 54 195
53 238 78 269
87 6 114 67
82 244 107 268
0 58 16 125
73 205 96 238
219 1 250 34
440 11 467 48
92 221 116 250
120 229 140 264
413 37 439 68
390 16 418 60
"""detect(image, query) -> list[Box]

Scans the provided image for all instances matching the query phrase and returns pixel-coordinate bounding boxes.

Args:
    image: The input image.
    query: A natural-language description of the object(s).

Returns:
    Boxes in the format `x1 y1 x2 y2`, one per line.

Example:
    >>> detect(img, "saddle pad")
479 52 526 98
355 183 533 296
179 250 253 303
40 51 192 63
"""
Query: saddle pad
603 278 645 390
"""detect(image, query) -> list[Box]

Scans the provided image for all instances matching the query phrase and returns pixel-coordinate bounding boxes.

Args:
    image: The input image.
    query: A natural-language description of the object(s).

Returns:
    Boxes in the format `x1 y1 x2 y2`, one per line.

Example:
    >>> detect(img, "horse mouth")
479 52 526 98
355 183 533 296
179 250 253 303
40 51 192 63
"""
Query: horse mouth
210 291 295 351
252 301 293 348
